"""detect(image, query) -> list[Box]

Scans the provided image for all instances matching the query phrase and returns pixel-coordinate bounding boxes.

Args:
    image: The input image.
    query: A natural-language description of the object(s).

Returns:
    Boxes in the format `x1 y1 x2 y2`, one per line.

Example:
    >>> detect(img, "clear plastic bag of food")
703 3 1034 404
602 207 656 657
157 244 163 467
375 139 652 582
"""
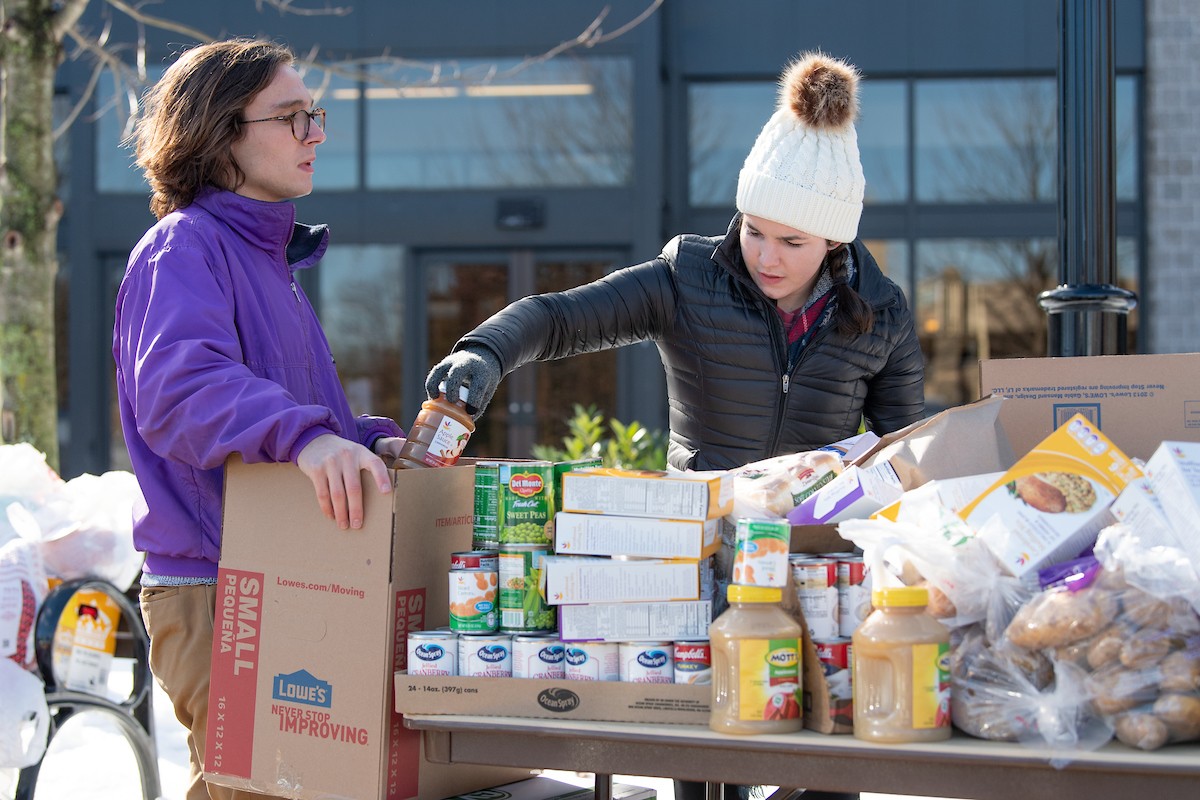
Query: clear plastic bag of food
729 449 844 520
1002 550 1200 750
953 623 1114 753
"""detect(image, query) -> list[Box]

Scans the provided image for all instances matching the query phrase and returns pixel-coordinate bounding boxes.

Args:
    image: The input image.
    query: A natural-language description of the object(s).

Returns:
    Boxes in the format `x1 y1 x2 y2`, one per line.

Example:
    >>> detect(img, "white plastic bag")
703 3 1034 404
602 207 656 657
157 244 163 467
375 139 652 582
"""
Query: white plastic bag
0 658 49 769
0 444 64 548
32 471 144 591
0 538 48 670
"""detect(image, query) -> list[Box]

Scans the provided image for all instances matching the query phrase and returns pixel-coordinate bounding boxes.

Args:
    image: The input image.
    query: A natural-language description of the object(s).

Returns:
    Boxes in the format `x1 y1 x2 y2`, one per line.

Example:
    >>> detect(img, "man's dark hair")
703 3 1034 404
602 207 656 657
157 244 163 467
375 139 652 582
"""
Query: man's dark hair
133 39 295 219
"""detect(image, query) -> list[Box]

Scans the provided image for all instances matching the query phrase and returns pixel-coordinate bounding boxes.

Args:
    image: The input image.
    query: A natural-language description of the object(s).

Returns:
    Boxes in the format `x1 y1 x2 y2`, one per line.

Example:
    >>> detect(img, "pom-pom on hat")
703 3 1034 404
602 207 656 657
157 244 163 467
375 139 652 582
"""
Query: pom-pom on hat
736 52 865 243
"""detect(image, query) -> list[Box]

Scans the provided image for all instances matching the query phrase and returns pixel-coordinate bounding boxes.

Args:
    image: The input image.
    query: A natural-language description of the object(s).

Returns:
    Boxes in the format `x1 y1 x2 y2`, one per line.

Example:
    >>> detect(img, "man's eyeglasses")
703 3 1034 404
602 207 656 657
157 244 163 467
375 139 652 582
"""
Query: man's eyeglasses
240 108 326 141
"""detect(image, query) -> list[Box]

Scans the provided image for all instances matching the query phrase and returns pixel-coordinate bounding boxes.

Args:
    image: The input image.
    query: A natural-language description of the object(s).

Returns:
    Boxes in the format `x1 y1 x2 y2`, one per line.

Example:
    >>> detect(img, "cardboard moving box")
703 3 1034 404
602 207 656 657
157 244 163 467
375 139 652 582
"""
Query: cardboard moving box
979 353 1200 461
206 458 530 800
395 673 710 725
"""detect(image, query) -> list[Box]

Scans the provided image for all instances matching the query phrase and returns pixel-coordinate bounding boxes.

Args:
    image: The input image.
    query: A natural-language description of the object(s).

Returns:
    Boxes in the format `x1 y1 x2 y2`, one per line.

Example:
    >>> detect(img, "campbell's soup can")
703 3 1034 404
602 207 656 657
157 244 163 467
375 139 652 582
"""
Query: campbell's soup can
451 550 499 572
814 637 852 675
790 555 839 640
458 633 512 677
511 633 566 679
814 635 854 730
837 555 872 637
618 641 674 683
448 568 498 633
406 630 458 676
672 640 712 685
563 641 620 681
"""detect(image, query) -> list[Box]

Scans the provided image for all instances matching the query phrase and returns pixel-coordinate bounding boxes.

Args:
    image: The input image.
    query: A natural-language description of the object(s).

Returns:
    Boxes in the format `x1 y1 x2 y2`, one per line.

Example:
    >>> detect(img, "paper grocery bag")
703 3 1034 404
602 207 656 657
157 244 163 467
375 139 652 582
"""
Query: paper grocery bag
859 395 1016 490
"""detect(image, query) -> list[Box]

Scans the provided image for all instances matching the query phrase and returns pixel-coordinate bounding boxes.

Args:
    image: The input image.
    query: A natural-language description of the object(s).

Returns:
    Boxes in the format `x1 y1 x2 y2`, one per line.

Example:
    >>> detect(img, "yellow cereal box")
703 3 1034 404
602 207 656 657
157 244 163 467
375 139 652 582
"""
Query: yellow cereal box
958 414 1141 577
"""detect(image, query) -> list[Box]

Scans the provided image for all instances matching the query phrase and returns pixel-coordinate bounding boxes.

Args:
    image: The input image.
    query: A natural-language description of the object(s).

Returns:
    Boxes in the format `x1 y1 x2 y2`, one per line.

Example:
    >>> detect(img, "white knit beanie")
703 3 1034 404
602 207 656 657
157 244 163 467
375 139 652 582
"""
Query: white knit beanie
736 52 865 243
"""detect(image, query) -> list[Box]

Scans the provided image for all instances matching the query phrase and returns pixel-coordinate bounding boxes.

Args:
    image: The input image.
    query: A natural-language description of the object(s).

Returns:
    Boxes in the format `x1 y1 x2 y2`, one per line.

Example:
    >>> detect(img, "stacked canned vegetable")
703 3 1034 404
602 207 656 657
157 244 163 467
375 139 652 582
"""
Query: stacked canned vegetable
408 458 715 682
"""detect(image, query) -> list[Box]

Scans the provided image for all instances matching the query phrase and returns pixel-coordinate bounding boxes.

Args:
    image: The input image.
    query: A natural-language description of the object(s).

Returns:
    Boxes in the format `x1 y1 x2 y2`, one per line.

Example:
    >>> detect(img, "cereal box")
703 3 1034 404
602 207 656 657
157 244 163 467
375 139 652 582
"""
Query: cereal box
959 414 1141 577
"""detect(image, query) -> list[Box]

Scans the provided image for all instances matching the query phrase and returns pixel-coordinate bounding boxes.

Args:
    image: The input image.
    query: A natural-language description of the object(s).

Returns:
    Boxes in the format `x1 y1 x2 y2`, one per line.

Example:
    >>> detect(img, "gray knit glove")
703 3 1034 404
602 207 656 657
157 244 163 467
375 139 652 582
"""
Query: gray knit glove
425 345 502 419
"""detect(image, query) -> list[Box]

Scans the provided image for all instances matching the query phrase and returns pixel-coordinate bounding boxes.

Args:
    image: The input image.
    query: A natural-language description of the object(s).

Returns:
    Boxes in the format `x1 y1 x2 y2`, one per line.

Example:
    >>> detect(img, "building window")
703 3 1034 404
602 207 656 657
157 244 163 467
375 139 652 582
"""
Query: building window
916 78 1057 203
364 55 632 189
914 76 1138 203
688 79 908 207
915 236 1139 412
309 70 361 191
96 65 358 193
95 68 160 193
315 245 407 420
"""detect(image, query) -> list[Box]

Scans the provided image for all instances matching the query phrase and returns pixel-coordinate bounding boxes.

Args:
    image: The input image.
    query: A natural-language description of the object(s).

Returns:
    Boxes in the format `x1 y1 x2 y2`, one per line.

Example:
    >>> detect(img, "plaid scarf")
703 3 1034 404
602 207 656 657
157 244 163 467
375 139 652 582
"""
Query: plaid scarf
775 248 857 360
776 267 834 347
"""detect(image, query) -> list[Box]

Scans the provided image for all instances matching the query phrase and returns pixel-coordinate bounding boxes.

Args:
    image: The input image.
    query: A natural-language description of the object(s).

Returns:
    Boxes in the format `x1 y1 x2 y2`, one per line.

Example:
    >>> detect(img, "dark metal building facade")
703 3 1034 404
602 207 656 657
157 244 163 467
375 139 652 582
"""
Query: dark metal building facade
56 0 1148 478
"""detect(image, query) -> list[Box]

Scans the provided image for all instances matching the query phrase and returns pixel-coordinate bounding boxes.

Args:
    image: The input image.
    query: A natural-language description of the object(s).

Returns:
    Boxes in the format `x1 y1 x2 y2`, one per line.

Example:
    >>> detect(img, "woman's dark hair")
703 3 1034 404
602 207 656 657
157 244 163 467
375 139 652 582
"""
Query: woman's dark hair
827 243 874 336
132 39 295 219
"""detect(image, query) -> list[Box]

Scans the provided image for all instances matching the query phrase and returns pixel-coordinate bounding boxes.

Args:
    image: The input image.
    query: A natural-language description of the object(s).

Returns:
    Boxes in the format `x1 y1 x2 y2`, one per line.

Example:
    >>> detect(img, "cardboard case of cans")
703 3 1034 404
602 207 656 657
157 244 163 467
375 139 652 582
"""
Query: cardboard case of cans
401 460 867 733
422 461 717 688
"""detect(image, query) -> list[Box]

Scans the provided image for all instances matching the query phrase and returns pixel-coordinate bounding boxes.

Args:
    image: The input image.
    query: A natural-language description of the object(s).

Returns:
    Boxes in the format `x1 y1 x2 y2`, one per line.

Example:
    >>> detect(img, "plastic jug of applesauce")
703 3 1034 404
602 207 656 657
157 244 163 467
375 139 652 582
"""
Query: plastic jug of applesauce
709 584 803 734
851 585 951 742
395 383 475 469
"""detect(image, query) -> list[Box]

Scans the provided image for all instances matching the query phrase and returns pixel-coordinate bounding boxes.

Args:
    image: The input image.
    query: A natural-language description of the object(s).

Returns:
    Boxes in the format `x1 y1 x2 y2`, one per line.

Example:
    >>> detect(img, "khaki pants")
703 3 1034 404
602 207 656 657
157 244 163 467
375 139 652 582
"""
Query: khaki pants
140 583 271 800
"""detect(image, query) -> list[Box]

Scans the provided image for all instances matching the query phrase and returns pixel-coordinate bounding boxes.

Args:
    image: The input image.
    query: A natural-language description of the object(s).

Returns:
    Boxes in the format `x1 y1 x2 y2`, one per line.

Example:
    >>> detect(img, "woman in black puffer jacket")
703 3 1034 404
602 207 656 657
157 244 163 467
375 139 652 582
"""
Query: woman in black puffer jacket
428 51 921 800
441 213 923 471
429 54 924 470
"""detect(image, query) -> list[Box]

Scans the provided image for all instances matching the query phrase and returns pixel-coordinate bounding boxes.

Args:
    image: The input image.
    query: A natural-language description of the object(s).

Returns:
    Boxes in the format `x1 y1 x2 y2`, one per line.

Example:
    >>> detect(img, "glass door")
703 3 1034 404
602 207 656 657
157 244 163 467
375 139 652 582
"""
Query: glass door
419 249 623 460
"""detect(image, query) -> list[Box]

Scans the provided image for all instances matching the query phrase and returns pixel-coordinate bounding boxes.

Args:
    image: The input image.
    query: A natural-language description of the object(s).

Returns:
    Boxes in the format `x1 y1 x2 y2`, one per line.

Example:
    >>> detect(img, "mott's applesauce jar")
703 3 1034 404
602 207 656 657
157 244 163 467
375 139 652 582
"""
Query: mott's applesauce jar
395 382 475 469
852 586 951 743
709 585 803 734
497 545 555 633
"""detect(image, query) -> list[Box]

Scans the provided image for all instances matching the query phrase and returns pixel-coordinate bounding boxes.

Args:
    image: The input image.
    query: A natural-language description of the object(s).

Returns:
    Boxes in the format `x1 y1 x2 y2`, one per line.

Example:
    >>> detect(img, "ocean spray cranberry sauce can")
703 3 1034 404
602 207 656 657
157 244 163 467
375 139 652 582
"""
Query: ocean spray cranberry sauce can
406 630 458 676
511 633 566 679
457 633 512 677
618 641 674 683
563 641 620 681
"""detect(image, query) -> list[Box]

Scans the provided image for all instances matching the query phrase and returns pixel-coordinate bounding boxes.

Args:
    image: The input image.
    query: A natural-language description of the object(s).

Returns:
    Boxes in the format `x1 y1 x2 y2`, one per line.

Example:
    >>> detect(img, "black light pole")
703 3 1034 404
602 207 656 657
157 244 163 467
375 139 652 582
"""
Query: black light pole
1039 0 1137 356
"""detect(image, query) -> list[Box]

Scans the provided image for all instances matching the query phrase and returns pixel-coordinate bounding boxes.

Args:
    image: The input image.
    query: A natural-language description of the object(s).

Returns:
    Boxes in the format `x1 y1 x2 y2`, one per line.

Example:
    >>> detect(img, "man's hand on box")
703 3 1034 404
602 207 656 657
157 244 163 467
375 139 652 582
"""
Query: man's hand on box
372 436 406 462
297 433 392 530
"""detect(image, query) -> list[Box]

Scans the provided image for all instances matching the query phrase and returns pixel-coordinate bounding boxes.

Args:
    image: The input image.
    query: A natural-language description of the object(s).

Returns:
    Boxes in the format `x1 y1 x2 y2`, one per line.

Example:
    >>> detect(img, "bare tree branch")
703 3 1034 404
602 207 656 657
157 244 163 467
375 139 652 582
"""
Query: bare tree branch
51 0 91 41
101 0 215 44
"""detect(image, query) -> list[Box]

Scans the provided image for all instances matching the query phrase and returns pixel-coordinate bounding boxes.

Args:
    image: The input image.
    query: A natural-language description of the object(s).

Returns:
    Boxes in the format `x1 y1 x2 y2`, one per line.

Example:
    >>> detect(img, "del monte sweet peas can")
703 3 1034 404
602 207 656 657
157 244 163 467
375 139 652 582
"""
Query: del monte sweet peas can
498 461 554 545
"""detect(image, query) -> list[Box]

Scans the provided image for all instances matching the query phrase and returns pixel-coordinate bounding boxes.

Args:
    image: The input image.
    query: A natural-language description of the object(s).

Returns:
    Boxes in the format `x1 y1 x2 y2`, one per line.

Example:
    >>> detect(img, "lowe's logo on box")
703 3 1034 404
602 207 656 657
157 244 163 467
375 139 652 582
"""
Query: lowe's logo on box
272 669 332 708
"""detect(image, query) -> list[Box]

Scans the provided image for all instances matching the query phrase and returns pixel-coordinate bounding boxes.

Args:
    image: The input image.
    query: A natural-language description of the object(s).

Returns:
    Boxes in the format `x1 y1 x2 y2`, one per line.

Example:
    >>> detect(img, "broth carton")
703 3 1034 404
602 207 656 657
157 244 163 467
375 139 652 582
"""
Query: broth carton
959 414 1141 578
1143 441 1200 568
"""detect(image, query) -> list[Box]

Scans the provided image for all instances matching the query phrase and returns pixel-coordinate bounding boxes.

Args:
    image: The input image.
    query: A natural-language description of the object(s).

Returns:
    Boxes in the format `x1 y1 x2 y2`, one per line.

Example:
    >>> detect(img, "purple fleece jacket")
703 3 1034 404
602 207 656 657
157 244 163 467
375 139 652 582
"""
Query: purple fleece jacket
113 187 401 579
